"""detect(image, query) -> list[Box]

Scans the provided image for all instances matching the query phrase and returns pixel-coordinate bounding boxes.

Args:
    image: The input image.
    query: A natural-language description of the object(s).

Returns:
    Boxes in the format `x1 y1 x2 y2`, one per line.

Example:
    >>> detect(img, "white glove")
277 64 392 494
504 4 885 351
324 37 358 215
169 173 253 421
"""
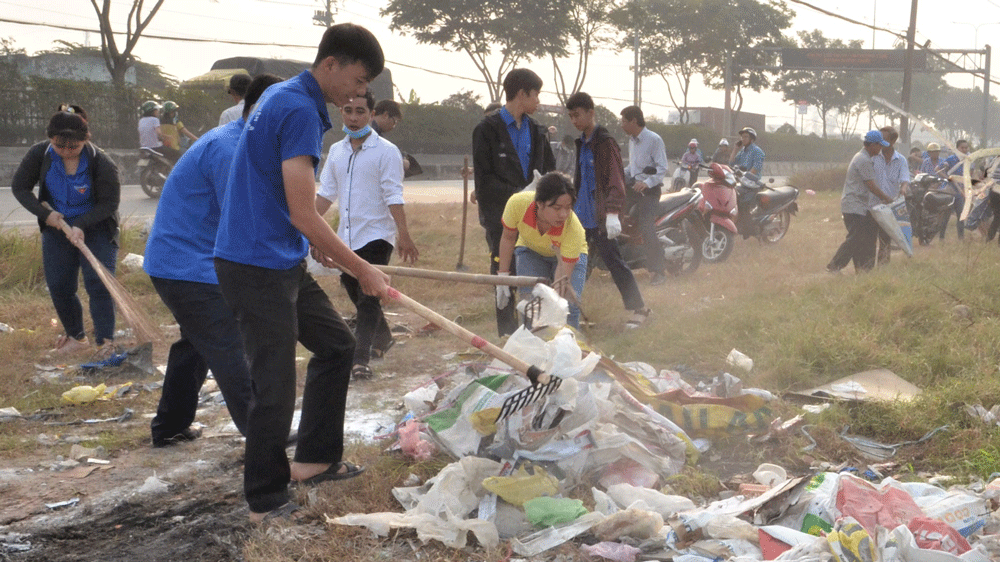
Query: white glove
495 272 511 309
524 169 543 192
605 213 622 240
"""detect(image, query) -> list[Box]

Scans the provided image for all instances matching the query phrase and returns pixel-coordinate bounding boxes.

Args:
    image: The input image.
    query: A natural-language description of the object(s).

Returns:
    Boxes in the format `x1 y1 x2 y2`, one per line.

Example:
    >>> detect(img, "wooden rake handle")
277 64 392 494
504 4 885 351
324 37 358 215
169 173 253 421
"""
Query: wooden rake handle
375 265 546 287
43 204 98 258
385 286 550 385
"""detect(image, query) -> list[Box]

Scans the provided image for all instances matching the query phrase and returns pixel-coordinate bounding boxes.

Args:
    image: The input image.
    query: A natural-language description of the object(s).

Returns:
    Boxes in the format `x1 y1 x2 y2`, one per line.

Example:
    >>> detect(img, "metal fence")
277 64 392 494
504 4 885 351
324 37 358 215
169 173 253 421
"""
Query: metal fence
0 83 139 149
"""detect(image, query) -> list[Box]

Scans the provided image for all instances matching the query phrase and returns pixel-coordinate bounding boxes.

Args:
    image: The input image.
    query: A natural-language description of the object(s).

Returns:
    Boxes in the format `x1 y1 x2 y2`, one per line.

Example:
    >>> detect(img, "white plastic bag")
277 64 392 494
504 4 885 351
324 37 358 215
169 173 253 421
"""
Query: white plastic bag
871 200 914 257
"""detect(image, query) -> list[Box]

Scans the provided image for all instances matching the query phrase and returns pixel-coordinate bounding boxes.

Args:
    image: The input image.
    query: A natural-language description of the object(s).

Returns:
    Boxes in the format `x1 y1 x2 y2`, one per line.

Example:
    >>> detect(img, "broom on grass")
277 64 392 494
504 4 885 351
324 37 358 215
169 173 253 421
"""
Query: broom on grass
43 203 158 344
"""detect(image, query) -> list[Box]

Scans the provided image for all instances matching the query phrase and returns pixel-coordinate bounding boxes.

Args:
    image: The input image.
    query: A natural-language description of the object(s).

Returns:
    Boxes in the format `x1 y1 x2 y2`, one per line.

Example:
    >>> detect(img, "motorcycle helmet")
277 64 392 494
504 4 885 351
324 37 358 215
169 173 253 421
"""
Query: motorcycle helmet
926 142 941 151
719 138 729 146
161 101 179 114
738 127 757 140
688 139 699 148
140 100 160 116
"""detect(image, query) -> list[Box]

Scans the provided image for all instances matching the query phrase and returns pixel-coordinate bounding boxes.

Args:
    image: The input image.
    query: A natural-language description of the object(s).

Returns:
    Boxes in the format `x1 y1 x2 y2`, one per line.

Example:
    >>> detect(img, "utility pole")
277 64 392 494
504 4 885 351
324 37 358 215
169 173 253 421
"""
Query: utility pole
633 27 641 107
899 0 918 149
313 0 336 27
723 52 732 137
983 45 992 147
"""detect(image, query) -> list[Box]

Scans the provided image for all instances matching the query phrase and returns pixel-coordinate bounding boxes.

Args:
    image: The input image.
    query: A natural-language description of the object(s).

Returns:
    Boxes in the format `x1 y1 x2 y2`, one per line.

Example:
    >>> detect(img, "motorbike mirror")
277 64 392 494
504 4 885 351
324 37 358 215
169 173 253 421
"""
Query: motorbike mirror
642 166 657 175
768 177 774 183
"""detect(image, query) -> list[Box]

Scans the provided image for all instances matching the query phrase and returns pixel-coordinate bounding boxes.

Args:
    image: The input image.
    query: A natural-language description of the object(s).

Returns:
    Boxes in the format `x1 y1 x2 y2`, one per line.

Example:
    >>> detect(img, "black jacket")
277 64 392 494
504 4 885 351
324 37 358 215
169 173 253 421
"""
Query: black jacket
472 111 555 224
11 141 121 242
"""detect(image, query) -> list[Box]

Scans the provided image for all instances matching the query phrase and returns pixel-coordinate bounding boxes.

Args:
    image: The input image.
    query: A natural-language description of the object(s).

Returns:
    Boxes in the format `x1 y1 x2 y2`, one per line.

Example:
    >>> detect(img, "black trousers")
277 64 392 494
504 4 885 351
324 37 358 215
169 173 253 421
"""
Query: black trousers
149 276 252 441
484 219 520 337
626 184 665 274
340 239 394 365
828 212 877 273
586 227 645 311
215 258 355 514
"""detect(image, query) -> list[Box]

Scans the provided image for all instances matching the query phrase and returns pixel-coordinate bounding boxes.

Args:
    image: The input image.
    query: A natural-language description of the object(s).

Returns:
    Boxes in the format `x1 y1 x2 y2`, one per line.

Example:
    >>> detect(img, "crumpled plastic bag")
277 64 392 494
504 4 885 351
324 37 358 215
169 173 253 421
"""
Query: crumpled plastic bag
396 420 437 461
871 198 913 257
605 482 695 517
62 383 107 405
580 541 642 562
481 464 559 507
593 507 663 541
524 496 588 527
827 516 876 562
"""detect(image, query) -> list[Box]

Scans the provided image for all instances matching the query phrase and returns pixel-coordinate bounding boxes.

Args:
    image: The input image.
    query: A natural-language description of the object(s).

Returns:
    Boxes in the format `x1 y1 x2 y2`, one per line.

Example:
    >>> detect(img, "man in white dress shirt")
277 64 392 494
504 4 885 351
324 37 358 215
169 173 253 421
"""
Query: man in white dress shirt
316 90 418 379
218 74 252 126
620 105 670 285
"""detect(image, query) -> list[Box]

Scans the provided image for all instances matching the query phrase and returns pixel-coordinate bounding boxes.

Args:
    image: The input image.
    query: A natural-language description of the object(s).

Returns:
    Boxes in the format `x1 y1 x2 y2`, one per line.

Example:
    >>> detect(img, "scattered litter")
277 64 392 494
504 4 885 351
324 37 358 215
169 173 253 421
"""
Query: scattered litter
580 541 642 562
87 458 111 465
0 322 11 333
61 383 107 405
840 424 949 461
136 475 170 495
788 369 921 403
726 348 753 372
0 407 21 421
45 498 79 510
523 497 587 527
121 252 144 271
396 420 437 461
965 404 1000 426
592 507 663 541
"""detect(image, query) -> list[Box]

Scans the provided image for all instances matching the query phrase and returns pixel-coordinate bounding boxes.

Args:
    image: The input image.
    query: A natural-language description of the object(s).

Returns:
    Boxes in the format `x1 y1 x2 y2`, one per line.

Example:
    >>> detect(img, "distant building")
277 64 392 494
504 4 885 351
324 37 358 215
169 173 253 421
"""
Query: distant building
666 107 766 141
5 52 136 84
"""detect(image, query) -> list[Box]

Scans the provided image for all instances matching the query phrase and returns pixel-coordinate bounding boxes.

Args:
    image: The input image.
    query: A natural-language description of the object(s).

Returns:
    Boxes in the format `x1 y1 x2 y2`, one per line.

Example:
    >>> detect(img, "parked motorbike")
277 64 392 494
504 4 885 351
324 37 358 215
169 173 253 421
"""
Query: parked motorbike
137 148 173 198
670 161 697 192
589 167 707 276
697 162 739 263
907 172 957 245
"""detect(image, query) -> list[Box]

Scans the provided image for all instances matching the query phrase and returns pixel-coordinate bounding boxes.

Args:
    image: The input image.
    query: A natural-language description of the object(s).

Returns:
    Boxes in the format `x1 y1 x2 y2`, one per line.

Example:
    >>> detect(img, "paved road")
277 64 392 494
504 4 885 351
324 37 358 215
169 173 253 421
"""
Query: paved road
0 180 471 230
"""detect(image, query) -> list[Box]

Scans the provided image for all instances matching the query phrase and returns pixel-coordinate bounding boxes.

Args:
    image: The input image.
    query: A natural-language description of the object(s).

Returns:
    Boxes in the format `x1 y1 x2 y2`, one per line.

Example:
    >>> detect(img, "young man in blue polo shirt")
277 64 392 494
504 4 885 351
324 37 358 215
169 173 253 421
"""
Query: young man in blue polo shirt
144 74 281 448
213 23 390 522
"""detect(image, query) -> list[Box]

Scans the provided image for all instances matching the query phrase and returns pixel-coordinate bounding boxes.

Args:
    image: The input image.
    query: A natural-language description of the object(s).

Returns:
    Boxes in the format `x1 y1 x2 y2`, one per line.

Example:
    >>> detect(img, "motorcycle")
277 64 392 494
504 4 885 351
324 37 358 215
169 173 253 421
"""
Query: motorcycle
697 162 739 263
670 160 697 192
136 148 173 198
907 172 957 245
589 167 707 276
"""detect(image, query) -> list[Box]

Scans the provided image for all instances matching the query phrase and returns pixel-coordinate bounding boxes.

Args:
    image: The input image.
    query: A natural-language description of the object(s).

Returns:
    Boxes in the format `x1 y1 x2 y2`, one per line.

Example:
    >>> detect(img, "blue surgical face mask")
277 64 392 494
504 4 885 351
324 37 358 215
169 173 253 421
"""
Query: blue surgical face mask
343 124 371 139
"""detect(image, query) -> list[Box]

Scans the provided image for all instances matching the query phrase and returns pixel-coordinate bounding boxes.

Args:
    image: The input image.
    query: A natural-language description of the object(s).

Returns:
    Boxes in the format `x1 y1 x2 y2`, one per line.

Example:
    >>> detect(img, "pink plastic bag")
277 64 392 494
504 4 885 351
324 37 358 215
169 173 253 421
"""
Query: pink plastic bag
835 475 923 534
908 516 971 555
397 420 437 461
580 541 642 562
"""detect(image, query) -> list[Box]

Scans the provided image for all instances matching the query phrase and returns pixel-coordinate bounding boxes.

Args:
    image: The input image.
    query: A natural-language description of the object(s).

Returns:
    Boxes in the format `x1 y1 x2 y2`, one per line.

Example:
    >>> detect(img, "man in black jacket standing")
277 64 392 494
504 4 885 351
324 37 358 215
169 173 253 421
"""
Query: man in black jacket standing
472 68 555 336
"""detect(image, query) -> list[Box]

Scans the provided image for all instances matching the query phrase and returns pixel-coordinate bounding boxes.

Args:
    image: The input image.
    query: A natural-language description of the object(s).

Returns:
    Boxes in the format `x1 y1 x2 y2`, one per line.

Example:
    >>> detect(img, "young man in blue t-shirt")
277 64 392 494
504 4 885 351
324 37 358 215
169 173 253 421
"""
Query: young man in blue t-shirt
213 23 390 522
144 74 281 448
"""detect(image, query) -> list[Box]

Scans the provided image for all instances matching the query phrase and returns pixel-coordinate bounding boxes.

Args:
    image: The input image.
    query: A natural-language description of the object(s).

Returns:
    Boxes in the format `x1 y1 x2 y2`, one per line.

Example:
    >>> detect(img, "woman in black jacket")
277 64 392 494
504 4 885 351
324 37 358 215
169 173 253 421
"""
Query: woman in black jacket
11 110 121 356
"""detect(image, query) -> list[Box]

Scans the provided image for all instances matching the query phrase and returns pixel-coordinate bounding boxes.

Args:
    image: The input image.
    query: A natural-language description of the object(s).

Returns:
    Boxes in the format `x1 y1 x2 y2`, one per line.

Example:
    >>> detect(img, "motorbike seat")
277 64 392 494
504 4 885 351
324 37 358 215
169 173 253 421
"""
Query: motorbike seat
658 187 696 213
758 186 797 207
923 190 955 210
140 147 166 157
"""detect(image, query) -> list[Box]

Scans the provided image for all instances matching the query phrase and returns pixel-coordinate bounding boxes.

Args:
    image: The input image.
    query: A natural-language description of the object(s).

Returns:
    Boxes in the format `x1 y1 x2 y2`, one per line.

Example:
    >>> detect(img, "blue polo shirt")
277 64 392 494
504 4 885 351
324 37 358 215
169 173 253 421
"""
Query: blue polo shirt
499 106 532 182
215 70 332 269
144 118 244 284
47 146 93 220
732 143 765 178
575 131 598 229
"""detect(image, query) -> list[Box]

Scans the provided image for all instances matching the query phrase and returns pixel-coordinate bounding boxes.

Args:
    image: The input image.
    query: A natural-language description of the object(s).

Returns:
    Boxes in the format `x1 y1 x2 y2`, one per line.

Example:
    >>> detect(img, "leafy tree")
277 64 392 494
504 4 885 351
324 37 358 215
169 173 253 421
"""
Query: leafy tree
698 0 794 131
39 41 176 90
549 0 622 104
89 0 167 87
775 122 796 134
773 30 864 139
381 0 570 102
441 89 483 113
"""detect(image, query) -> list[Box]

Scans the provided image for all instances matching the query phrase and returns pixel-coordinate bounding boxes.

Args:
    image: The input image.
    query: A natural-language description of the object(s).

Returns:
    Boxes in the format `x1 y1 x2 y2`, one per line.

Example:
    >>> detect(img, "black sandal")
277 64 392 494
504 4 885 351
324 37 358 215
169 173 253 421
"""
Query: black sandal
351 364 374 380
298 461 366 485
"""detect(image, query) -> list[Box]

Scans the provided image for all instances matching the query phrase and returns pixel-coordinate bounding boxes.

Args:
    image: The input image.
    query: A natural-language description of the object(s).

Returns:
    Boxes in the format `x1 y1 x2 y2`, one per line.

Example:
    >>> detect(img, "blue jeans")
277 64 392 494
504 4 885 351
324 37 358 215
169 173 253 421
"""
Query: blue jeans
514 246 587 328
41 226 117 344
149 276 252 441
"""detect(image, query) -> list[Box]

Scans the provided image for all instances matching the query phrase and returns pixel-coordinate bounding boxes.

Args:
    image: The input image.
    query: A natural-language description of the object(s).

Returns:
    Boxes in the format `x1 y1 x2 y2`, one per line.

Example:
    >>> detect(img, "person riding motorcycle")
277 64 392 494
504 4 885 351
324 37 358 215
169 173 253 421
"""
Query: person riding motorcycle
679 139 703 186
729 126 765 181
158 101 197 162
709 138 729 165
137 101 168 153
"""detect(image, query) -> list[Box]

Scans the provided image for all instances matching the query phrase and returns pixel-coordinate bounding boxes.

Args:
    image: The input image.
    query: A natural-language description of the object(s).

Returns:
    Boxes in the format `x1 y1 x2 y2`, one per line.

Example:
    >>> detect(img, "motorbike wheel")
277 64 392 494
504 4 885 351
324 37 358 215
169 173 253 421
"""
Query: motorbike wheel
670 177 686 193
701 227 735 263
663 218 702 275
140 166 164 198
759 210 792 244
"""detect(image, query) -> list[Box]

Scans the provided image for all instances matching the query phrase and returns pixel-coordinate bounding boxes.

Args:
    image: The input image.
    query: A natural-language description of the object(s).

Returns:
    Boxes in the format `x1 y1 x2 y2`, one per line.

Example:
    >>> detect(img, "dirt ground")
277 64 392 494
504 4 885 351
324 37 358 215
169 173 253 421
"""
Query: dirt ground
0 303 492 562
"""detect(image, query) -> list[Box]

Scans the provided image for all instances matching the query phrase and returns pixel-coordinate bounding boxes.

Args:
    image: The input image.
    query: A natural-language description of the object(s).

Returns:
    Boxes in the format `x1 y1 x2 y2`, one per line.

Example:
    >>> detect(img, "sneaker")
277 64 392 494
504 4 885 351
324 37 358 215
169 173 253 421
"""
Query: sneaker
47 335 90 356
650 272 668 286
625 308 651 329
152 426 203 448
92 341 118 361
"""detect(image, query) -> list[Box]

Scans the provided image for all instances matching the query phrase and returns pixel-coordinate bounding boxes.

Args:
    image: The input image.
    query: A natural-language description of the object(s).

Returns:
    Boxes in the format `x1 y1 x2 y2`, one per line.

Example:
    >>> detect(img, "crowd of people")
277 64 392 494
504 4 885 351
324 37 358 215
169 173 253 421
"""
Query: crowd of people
17 19 987 523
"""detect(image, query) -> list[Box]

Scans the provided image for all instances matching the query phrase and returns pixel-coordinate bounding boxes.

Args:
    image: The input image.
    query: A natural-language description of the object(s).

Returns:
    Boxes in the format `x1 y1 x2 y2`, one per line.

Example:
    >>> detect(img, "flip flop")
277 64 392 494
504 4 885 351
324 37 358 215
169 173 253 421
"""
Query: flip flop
299 461 366 485
625 308 651 329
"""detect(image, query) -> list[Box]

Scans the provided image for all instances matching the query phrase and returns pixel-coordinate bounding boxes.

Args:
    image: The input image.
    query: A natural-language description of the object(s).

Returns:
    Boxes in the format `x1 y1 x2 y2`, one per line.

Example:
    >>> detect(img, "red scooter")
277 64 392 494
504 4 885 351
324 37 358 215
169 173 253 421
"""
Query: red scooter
696 162 739 263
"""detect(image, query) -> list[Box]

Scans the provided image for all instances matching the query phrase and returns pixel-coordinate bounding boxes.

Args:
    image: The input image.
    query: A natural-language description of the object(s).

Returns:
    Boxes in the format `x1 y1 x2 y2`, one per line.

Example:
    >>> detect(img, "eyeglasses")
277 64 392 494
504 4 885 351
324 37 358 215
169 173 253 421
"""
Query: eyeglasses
53 141 82 150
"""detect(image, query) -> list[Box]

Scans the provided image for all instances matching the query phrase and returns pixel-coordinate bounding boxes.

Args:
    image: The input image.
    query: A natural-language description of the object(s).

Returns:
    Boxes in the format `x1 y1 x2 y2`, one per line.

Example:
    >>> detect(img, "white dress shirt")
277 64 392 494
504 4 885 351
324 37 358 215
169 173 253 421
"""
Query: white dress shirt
318 130 405 251
218 101 244 126
625 127 669 189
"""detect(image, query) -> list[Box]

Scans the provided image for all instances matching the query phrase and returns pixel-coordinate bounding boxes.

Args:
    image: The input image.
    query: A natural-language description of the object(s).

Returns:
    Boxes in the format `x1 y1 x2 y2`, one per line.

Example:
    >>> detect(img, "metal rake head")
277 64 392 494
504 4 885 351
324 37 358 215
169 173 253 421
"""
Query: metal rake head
494 375 563 423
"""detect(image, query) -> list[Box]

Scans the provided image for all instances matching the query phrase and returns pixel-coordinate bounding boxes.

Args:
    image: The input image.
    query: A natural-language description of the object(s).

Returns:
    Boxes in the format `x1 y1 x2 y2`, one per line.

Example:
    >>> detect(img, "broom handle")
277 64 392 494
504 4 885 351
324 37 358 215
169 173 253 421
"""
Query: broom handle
375 265 545 287
384 286 549 385
42 204 102 264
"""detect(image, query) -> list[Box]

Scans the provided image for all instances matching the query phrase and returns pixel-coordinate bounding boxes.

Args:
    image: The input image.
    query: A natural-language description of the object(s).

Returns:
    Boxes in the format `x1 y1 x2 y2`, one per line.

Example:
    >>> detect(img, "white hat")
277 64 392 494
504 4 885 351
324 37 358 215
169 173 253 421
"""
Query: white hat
719 138 729 146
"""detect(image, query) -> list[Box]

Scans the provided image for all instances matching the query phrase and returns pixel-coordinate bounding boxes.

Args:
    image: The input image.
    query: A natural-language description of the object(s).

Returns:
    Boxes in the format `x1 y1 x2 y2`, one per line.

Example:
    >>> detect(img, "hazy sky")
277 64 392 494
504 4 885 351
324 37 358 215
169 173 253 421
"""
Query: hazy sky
1 0 997 136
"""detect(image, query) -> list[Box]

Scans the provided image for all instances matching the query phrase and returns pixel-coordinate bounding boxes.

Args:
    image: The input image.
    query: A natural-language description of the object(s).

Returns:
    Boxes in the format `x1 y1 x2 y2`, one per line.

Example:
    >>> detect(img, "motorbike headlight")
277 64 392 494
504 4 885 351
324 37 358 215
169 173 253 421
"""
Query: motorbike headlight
759 194 770 206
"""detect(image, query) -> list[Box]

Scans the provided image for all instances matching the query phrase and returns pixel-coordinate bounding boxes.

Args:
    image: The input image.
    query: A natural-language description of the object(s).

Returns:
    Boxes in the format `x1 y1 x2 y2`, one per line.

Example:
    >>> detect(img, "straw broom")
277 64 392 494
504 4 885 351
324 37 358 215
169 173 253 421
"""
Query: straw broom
43 204 158 343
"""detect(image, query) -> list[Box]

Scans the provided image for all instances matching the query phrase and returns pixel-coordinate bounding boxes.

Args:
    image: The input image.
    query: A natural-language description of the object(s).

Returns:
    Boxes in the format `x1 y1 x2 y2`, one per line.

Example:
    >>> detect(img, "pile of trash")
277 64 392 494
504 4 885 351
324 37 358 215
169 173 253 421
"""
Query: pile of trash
319 288 990 560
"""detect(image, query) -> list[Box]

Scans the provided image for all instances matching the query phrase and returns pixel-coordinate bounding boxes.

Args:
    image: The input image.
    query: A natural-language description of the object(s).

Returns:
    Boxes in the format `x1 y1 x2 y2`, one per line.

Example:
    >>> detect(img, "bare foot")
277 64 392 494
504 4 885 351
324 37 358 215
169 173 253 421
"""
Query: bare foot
290 461 347 482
